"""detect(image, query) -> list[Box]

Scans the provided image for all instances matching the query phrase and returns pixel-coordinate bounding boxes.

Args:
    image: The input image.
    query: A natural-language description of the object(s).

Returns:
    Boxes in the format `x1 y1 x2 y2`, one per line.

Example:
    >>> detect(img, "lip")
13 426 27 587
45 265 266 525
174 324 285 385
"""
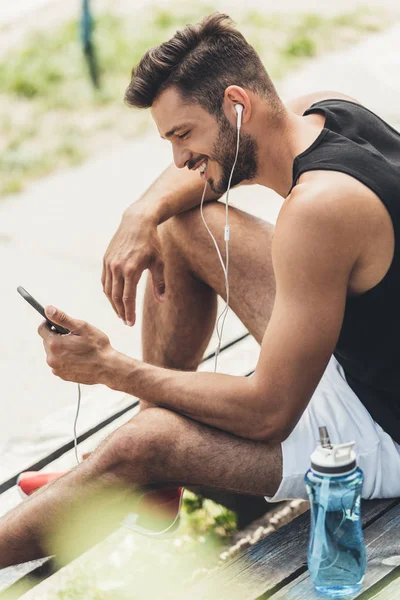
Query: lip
191 157 207 172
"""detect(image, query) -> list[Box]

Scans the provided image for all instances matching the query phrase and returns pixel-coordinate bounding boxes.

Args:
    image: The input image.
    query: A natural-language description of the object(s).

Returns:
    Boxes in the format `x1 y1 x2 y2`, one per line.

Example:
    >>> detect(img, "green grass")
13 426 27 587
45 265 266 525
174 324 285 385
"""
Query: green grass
0 4 394 198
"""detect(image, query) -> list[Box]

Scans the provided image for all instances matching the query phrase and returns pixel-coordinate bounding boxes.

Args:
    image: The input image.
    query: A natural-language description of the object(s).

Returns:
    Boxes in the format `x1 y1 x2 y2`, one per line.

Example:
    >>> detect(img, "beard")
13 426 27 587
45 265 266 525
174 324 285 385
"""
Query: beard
207 113 258 195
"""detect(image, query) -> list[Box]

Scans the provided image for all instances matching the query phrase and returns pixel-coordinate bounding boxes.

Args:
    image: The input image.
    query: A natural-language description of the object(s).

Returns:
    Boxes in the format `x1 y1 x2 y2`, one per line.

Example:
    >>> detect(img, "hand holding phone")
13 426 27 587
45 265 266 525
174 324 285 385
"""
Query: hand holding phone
17 286 70 334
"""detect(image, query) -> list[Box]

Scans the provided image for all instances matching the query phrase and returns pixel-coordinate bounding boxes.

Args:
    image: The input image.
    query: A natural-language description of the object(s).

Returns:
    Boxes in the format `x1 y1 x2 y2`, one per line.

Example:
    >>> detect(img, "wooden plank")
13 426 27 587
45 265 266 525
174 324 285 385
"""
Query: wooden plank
359 567 400 599
268 501 400 599
185 500 399 600
0 558 54 597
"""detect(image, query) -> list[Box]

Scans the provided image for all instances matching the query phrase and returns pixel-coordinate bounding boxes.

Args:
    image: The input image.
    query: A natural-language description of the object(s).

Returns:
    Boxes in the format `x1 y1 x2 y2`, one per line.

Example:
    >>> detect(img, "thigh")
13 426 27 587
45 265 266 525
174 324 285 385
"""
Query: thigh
265 356 400 502
166 202 276 344
125 407 282 498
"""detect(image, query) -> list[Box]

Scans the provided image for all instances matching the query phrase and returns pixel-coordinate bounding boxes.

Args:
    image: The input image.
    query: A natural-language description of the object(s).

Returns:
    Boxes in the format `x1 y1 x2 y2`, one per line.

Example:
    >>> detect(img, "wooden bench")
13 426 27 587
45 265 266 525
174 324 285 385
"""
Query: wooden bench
185 498 400 599
1 331 399 599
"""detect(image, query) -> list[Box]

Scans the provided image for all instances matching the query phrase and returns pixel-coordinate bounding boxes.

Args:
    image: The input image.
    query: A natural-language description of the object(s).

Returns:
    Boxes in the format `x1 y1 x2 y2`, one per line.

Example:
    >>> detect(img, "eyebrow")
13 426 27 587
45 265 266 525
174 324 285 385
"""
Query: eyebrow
162 123 191 139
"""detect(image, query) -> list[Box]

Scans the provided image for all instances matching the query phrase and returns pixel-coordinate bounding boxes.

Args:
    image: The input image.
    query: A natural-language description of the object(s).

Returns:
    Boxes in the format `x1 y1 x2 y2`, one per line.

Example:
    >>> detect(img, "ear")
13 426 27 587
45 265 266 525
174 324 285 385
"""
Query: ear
222 85 251 127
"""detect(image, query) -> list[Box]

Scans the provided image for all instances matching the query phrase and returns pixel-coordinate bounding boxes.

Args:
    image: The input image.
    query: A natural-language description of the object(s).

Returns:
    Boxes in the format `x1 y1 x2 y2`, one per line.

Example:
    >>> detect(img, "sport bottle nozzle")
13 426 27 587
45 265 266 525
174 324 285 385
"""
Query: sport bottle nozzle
319 426 333 449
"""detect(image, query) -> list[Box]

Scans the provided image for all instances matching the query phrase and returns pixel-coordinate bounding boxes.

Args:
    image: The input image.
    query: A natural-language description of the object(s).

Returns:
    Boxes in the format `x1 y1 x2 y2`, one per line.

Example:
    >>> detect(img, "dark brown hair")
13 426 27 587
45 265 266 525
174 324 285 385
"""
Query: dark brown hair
125 13 282 117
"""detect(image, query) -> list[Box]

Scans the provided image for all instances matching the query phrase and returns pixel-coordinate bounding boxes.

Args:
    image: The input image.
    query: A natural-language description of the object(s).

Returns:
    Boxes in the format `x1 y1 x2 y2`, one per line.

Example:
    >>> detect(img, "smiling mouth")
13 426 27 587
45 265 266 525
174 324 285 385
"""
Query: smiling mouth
198 160 208 174
190 157 208 172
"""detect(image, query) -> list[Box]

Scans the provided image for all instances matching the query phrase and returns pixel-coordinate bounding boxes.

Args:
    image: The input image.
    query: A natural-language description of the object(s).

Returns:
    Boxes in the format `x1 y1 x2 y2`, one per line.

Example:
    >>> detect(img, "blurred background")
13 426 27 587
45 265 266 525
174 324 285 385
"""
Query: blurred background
1 1 400 593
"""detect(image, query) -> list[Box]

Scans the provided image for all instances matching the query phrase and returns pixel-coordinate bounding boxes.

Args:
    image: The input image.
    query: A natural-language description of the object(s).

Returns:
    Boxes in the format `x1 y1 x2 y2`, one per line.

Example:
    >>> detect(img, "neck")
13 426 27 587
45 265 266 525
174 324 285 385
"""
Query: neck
251 106 324 198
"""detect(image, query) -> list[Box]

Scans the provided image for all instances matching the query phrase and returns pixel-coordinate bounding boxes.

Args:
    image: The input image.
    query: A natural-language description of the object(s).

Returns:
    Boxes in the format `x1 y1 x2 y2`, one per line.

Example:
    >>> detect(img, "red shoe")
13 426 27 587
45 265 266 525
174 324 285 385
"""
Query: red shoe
17 470 183 538
17 471 68 498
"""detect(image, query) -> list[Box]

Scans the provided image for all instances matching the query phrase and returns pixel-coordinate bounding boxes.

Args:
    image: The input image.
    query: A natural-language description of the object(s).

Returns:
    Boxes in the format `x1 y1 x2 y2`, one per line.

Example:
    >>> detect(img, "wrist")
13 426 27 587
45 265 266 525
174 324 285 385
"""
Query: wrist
123 199 161 228
101 349 139 394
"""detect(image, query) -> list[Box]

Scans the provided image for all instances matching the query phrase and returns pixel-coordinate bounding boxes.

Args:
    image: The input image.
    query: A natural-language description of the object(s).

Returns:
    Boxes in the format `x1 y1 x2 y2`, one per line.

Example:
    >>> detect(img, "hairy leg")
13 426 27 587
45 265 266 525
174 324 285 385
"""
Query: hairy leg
0 407 281 567
141 201 275 409
140 202 277 522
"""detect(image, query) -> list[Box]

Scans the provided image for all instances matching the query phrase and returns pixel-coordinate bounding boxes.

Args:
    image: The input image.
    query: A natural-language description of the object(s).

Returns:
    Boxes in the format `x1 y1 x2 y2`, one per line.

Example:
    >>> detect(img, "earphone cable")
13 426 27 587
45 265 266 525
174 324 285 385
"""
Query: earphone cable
74 383 81 465
214 126 241 366
200 120 241 372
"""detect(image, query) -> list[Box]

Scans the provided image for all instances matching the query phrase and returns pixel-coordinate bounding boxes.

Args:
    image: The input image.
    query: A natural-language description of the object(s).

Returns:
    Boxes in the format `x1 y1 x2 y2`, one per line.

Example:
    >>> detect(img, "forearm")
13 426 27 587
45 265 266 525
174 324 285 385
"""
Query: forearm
124 163 221 225
105 351 268 440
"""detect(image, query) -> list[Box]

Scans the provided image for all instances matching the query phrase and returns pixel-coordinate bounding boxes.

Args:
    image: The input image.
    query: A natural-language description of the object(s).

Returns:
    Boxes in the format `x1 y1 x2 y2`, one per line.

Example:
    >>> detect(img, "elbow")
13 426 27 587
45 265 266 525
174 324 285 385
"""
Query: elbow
251 425 289 444
249 412 295 444
244 381 295 443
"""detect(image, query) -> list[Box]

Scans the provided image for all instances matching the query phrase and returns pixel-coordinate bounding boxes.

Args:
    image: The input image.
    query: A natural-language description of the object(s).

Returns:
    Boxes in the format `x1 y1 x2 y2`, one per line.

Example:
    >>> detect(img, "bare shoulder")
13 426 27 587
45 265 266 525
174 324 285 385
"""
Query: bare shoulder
274 181 366 266
275 177 395 296
280 178 369 232
285 90 362 116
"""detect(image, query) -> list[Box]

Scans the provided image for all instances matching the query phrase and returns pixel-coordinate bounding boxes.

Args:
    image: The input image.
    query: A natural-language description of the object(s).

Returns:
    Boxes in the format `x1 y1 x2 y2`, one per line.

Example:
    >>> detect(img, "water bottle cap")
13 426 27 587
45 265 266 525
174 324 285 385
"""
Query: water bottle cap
311 440 357 476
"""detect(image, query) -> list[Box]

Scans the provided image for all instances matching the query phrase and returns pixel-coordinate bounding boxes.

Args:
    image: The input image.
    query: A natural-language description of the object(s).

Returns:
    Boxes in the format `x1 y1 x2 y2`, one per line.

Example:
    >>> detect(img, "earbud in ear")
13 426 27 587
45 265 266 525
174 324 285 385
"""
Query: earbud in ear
235 104 244 129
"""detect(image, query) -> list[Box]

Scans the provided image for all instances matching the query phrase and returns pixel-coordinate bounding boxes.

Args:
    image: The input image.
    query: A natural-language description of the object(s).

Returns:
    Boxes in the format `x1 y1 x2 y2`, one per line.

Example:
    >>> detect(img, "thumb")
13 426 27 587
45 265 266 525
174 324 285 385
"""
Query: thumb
45 305 82 332
149 259 166 303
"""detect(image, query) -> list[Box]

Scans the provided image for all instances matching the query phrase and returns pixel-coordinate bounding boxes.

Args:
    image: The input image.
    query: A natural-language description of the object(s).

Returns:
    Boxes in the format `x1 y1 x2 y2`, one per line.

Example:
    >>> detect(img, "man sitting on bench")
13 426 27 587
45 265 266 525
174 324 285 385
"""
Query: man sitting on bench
1 13 400 568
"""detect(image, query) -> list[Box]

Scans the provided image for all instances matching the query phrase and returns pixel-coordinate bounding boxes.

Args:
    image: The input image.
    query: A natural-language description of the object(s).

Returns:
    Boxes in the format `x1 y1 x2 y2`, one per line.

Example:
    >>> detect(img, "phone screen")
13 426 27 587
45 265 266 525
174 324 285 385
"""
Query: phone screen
17 286 70 334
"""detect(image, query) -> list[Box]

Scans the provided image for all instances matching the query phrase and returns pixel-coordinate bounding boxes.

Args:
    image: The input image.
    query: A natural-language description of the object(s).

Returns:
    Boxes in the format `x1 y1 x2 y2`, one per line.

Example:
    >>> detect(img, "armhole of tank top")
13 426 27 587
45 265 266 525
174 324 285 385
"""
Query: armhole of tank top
302 102 331 128
294 164 399 300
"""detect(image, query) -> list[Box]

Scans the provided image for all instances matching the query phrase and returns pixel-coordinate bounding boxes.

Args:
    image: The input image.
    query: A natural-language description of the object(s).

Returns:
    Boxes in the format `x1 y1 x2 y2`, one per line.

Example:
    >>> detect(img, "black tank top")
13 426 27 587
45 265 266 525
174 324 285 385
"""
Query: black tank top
289 98 400 444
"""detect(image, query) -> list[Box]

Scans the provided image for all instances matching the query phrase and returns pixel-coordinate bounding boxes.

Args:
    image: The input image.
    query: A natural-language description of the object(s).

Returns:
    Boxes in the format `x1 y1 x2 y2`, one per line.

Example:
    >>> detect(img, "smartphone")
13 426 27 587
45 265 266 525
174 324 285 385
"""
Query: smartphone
17 286 70 335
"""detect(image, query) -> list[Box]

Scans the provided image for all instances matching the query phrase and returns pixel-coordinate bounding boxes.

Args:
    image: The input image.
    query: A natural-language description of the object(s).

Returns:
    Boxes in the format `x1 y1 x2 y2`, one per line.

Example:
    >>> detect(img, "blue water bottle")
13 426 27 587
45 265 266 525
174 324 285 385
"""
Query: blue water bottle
304 426 367 598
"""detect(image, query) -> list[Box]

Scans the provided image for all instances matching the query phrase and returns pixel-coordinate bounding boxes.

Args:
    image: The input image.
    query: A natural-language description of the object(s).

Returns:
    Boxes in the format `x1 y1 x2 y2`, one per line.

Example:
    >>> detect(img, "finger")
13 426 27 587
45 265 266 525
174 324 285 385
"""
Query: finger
122 272 140 326
38 319 57 340
111 272 125 321
104 265 119 317
149 258 166 303
44 306 83 334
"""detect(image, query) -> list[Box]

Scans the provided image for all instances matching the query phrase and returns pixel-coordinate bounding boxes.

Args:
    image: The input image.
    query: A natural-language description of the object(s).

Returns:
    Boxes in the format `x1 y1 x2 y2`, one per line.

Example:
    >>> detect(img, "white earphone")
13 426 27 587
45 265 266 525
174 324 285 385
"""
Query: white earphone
235 103 244 130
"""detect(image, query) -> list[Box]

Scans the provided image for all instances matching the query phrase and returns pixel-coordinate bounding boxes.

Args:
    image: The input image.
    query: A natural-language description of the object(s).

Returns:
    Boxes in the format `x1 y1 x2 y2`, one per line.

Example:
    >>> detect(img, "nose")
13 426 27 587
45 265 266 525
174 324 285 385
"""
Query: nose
172 145 191 169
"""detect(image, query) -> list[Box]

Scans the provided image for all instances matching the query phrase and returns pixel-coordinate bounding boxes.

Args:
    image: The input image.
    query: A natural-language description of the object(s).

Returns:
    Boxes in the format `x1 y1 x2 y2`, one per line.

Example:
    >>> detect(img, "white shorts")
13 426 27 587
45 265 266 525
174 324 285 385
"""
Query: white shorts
265 355 400 503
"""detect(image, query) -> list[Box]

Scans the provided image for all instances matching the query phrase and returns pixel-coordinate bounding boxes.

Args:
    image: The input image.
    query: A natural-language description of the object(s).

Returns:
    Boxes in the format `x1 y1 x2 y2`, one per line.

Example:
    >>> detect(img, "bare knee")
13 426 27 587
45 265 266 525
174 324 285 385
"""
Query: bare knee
98 408 177 484
159 201 223 257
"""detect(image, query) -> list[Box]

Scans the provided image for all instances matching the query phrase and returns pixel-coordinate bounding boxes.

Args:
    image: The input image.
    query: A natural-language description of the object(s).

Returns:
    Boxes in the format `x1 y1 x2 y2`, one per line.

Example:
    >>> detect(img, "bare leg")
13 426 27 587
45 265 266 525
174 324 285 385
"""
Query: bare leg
141 201 275 409
140 202 277 522
0 407 281 568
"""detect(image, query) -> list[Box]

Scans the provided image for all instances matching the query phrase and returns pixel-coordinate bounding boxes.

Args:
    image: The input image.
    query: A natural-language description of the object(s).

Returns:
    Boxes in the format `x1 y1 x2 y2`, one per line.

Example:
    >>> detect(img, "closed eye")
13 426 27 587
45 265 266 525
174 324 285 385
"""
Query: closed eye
177 131 190 140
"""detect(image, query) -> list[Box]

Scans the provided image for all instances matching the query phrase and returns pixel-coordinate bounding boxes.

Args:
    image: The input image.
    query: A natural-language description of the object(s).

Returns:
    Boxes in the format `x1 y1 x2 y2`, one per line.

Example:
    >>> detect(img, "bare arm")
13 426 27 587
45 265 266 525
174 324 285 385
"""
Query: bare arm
102 186 363 442
124 162 221 224
101 163 220 325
